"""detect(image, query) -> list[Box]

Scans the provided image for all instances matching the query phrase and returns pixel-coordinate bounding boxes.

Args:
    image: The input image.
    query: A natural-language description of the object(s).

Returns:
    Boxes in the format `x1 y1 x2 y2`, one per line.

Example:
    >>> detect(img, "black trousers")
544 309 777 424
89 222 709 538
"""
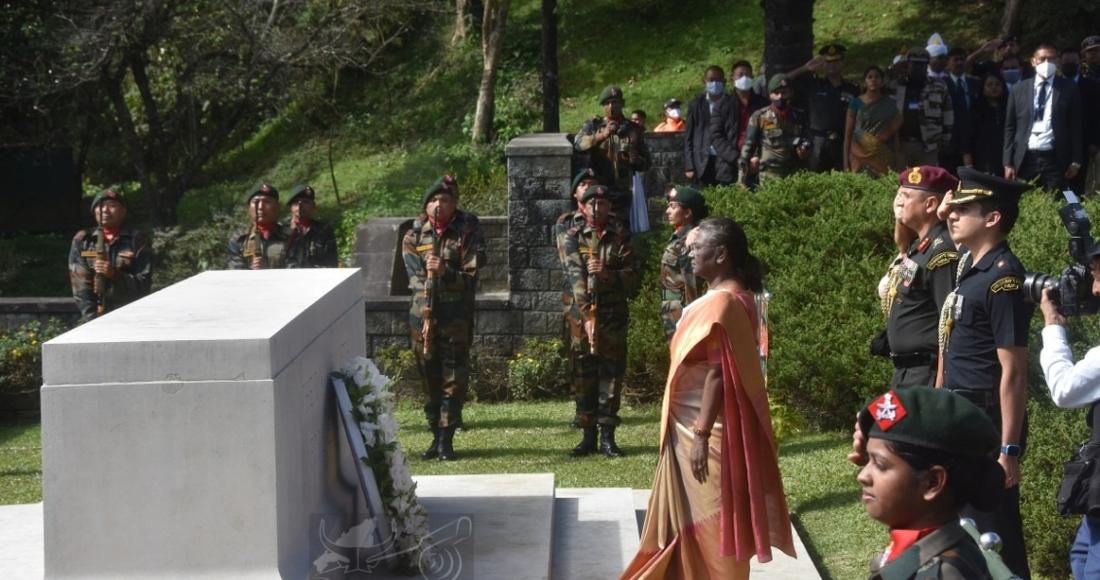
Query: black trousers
889 364 936 389
809 134 844 172
1019 149 1068 193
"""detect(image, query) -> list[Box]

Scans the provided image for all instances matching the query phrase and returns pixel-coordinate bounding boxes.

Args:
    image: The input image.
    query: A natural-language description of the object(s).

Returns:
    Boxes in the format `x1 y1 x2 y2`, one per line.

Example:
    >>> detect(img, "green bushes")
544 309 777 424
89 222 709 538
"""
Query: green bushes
151 213 245 290
506 337 569 400
0 319 69 393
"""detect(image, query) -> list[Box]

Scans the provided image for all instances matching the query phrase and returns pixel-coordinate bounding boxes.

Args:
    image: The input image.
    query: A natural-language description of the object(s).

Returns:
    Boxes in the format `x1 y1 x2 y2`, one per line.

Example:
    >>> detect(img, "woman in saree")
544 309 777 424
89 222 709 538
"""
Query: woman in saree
622 218 795 580
844 66 902 176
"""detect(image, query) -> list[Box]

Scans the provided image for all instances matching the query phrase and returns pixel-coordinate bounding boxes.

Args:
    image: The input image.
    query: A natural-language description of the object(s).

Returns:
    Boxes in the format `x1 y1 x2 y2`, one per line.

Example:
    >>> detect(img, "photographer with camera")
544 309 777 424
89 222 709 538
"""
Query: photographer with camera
574 85 651 225
1039 246 1100 578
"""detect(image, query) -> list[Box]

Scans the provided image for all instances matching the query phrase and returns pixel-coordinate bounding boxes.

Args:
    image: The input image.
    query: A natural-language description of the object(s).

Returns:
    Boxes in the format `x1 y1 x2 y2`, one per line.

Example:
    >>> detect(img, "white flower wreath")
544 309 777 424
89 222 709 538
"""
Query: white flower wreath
338 356 431 569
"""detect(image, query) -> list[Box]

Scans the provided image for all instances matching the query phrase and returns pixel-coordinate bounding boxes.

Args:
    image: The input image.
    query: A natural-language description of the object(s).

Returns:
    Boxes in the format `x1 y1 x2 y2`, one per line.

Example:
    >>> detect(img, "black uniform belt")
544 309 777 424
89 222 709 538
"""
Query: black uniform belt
890 351 937 369
947 387 999 408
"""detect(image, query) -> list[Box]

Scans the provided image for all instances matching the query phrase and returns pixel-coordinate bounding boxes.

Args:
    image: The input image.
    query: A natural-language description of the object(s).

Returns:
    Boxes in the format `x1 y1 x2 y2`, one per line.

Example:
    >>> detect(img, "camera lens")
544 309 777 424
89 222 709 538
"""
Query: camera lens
1022 272 1056 304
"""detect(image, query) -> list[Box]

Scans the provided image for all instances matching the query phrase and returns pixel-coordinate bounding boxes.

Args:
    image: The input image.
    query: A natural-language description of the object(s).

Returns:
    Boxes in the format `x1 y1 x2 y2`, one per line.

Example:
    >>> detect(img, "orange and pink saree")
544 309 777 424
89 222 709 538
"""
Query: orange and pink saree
622 289 795 579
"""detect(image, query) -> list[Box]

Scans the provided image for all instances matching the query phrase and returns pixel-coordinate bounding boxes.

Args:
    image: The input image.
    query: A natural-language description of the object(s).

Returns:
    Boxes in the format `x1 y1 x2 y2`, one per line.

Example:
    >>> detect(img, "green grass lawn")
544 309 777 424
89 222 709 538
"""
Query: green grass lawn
0 400 887 579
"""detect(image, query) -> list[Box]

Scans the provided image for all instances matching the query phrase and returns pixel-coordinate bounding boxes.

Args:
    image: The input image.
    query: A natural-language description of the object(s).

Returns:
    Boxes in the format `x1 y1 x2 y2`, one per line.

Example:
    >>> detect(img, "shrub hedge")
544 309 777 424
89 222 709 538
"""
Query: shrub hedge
621 170 1100 578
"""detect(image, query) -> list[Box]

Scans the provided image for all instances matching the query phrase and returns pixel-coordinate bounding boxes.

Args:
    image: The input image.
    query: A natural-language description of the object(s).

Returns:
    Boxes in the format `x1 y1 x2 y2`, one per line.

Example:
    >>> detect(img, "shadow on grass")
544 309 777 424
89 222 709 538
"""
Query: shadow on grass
0 424 40 448
780 435 847 457
792 489 861 515
0 469 41 477
791 515 838 580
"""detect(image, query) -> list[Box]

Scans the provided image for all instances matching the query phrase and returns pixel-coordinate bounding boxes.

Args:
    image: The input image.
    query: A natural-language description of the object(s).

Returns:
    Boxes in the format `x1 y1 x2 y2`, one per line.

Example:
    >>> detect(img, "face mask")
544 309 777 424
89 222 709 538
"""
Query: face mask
774 97 788 109
734 76 754 91
667 108 682 120
706 80 725 96
1001 68 1021 84
1062 63 1080 78
1035 61 1057 79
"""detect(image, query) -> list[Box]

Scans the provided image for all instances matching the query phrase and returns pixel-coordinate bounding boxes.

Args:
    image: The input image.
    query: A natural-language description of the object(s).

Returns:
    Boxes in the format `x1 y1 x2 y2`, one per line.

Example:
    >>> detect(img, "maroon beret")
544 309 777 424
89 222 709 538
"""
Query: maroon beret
898 166 958 195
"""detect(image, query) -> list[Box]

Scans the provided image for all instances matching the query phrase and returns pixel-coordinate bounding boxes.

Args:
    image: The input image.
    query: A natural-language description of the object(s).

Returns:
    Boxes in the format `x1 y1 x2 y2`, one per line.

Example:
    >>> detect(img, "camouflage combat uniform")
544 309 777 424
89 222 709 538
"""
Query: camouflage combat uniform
555 208 588 358
402 210 484 428
892 77 954 166
659 225 704 340
227 225 295 269
573 117 651 219
740 105 811 184
555 214 638 427
68 226 153 321
288 220 338 267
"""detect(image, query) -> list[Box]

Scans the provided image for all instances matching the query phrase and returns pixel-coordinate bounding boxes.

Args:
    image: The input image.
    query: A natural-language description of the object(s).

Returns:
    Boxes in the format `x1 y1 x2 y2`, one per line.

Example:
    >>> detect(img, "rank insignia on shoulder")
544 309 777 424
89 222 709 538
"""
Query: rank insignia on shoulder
932 237 944 248
991 276 1022 293
996 259 1007 269
416 243 434 252
917 238 930 253
926 251 959 270
869 391 907 431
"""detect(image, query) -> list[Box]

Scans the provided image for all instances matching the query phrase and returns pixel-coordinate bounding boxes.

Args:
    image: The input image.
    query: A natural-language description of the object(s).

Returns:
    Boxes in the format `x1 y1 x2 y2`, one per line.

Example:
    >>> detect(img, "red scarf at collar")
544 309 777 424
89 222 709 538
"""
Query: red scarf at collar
256 223 274 240
429 215 452 236
102 226 121 244
883 526 940 563
293 217 312 232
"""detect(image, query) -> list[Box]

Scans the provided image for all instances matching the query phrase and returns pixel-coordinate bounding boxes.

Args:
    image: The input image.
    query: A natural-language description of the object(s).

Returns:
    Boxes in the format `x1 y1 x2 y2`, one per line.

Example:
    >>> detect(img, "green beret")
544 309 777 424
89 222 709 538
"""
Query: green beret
247 183 279 203
598 85 624 105
287 184 316 205
767 74 790 94
422 175 458 208
90 189 125 212
571 169 601 193
580 184 611 204
667 185 708 217
858 387 999 458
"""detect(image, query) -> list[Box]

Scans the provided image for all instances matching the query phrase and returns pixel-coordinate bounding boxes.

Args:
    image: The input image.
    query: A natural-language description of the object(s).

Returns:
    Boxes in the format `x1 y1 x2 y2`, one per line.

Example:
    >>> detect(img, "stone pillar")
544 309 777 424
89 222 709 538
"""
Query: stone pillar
505 134 574 347
41 269 365 578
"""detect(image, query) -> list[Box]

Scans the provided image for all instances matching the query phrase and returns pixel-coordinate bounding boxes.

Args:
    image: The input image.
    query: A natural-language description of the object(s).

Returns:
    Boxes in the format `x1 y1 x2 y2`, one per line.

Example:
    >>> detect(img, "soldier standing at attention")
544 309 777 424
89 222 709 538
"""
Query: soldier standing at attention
557 184 638 458
228 183 294 269
937 167 1034 579
286 185 338 268
891 48 954 168
68 189 152 321
659 185 708 340
881 167 959 389
741 74 811 185
787 43 860 172
402 175 483 462
556 169 603 398
574 85 651 223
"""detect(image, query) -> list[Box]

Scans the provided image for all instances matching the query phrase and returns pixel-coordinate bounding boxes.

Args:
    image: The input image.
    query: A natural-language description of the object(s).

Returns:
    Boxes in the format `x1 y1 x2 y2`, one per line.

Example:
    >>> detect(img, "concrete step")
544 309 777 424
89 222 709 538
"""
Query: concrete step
552 488 640 580
632 489 823 579
0 502 42 580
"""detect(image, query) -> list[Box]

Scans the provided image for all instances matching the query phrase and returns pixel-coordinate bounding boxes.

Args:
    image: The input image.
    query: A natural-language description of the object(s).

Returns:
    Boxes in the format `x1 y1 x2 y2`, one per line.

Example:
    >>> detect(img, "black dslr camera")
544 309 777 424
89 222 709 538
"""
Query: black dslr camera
1022 192 1100 316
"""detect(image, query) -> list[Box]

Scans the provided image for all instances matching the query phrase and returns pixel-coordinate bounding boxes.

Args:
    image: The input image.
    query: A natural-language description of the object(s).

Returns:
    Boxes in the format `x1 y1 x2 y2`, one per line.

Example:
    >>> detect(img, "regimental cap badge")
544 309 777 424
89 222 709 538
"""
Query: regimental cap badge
908 167 923 185
869 390 907 431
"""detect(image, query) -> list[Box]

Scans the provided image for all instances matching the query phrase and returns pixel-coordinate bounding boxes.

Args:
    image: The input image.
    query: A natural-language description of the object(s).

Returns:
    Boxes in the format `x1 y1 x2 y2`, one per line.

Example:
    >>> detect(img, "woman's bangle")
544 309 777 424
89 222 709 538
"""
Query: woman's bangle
693 426 711 439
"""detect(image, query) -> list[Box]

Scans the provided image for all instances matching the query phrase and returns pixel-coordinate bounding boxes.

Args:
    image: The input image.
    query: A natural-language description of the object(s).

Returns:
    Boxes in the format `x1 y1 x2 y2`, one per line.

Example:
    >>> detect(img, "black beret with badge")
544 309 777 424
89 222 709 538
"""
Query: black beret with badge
247 183 279 203
288 184 316 206
422 174 459 208
571 168 601 193
598 85 624 105
666 185 708 219
580 184 612 204
90 189 126 212
859 387 999 458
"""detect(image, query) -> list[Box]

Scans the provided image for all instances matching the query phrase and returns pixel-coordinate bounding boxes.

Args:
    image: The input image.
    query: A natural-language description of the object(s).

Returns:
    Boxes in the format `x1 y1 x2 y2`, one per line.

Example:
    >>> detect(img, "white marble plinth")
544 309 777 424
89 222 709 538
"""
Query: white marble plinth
41 269 366 578
552 488 640 580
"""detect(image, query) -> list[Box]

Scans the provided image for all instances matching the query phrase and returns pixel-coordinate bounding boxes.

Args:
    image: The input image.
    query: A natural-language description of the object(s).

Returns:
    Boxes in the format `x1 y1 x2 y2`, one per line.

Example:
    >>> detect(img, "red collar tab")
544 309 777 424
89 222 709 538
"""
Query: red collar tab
294 217 312 230
868 390 907 431
917 238 930 253
884 527 939 563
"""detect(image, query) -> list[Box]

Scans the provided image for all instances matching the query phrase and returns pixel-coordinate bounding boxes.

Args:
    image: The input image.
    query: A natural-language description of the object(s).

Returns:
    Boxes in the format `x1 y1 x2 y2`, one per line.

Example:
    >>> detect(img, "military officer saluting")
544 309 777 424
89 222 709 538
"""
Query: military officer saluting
68 189 152 321
855 387 1008 580
402 175 484 461
938 167 1034 579
557 184 638 458
741 74 811 185
286 184 338 267
659 185 708 340
882 166 959 389
574 85 651 221
788 43 861 172
228 183 294 269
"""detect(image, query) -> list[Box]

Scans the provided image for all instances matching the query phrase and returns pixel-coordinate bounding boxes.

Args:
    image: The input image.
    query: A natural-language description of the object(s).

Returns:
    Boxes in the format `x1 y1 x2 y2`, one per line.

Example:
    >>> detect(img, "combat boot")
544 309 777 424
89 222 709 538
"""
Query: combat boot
569 427 598 457
420 424 441 460
438 424 459 461
599 425 625 458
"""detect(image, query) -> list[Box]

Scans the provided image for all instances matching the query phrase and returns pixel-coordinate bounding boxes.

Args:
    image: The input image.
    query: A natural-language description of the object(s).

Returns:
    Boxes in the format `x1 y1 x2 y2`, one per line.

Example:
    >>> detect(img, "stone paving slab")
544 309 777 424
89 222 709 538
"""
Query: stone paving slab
552 488 640 580
0 502 42 579
632 489 822 579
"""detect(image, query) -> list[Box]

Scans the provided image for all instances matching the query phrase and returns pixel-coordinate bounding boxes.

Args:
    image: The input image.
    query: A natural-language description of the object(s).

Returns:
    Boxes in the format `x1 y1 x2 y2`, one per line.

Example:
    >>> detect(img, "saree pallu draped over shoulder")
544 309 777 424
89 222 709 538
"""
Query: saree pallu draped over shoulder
622 290 795 580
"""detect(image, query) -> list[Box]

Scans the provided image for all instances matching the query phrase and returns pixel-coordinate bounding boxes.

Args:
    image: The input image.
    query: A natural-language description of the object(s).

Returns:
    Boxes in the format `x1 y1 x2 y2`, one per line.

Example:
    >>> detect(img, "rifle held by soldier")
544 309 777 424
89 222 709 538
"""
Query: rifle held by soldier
587 267 599 355
94 227 107 317
422 207 441 355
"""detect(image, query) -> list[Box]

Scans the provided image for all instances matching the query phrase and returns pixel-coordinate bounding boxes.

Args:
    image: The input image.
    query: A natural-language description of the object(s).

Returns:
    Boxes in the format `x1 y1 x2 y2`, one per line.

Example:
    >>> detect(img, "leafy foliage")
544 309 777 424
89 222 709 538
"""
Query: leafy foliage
0 319 70 394
507 337 568 400
150 212 245 289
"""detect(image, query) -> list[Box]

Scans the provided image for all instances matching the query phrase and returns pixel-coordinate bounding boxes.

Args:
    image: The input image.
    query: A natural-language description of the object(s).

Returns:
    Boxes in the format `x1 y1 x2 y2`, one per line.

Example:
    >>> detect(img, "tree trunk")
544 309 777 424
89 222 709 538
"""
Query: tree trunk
471 0 510 144
762 0 814 78
452 0 469 46
999 0 1021 37
540 0 559 133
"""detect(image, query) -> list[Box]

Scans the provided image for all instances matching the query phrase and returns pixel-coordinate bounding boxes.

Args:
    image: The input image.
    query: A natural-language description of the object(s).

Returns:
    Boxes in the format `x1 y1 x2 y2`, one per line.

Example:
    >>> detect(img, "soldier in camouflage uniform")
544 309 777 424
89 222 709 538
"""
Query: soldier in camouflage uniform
286 184 338 268
402 175 484 461
574 85 651 222
740 75 812 185
659 185 708 340
556 169 603 368
556 184 639 458
68 189 152 321
227 183 294 269
891 48 954 168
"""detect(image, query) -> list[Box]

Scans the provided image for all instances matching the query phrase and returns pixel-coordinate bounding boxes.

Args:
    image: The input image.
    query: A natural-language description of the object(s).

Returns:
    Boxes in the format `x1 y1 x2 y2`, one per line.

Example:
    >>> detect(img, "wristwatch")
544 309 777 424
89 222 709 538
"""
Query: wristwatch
1001 444 1023 457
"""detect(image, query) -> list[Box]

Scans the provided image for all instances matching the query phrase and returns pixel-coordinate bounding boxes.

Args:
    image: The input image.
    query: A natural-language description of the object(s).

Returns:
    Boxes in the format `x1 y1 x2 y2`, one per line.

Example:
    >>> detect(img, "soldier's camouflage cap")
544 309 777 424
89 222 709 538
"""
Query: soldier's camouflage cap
898 166 958 195
288 184 316 205
90 189 125 212
422 174 458 208
945 166 1030 206
580 184 611 204
247 183 279 203
819 43 847 61
666 185 708 217
571 168 601 194
858 387 999 458
767 74 791 94
598 85 624 105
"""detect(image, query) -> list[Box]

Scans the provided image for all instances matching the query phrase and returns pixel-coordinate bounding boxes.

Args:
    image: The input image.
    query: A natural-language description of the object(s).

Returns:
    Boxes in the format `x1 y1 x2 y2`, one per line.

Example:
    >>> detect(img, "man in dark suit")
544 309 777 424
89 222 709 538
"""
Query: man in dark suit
944 47 981 173
1004 44 1084 193
683 65 739 186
